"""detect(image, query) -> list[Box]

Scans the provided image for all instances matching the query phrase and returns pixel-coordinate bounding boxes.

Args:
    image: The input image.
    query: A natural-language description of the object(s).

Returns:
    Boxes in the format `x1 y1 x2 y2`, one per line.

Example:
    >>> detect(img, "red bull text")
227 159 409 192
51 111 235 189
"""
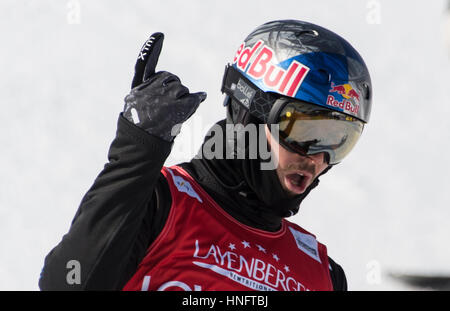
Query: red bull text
327 83 360 116
233 40 310 98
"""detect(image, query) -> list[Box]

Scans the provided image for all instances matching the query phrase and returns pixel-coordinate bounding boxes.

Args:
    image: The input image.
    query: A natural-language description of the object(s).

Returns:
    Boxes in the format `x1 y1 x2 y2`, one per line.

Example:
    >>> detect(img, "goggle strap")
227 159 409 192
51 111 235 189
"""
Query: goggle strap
221 65 278 123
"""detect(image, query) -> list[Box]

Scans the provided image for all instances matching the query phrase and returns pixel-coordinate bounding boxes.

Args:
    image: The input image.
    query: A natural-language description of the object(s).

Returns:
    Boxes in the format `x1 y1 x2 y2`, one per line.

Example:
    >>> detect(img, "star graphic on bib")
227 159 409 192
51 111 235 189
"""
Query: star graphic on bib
228 243 236 250
241 241 250 248
272 253 280 262
284 265 290 273
256 244 266 253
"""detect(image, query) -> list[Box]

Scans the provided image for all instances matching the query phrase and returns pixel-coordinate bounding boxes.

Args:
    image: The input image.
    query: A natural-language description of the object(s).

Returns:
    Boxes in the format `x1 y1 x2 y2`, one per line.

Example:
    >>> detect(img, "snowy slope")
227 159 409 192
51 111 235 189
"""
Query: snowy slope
0 0 449 290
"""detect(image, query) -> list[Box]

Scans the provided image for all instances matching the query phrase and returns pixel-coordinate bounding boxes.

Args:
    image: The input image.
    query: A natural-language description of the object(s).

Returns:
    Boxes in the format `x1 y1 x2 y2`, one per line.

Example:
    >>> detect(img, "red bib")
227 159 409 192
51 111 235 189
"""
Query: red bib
123 165 333 291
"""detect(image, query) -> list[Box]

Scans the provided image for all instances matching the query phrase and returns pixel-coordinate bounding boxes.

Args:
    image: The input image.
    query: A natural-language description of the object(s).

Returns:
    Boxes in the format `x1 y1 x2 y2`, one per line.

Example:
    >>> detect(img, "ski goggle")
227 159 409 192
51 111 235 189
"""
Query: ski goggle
268 99 365 164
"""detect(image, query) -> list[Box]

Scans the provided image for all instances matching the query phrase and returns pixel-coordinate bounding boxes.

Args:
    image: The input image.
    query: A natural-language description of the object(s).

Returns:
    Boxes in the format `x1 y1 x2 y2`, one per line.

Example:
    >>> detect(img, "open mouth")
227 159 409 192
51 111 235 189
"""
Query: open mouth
284 172 311 194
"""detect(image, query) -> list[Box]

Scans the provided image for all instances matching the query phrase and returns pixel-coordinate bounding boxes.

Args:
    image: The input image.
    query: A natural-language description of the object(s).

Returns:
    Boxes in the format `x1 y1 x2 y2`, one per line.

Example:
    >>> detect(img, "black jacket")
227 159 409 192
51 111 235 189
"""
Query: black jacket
39 114 347 290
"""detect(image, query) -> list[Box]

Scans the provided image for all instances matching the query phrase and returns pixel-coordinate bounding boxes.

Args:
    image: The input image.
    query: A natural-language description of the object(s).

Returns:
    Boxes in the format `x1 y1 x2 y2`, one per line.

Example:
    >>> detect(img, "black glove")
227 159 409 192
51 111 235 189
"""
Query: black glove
123 33 207 142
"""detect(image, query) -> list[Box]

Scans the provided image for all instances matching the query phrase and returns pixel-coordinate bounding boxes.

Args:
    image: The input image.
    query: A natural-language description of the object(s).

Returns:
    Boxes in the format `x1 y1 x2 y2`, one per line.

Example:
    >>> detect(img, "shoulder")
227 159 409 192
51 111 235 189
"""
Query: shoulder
328 256 347 291
284 222 346 290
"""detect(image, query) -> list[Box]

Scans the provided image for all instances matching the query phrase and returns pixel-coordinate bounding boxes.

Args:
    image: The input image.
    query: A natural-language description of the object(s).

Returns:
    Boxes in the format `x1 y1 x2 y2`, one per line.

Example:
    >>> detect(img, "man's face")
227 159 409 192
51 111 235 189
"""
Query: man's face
265 125 329 196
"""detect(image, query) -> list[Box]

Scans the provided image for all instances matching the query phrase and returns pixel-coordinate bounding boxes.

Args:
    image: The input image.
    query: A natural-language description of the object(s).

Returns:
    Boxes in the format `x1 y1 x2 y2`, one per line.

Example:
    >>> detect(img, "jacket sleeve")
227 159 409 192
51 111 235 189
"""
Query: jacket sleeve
39 113 173 290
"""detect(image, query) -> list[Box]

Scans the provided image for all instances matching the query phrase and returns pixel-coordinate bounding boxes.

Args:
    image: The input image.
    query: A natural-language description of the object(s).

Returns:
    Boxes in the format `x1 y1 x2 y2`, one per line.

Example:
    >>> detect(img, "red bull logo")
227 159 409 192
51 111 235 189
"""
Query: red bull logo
327 83 360 116
330 83 360 101
233 40 310 98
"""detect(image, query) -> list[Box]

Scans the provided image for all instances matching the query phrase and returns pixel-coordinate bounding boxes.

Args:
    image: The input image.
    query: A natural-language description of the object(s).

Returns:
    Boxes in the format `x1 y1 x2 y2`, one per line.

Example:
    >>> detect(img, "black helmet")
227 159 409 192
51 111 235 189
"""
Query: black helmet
221 19 372 164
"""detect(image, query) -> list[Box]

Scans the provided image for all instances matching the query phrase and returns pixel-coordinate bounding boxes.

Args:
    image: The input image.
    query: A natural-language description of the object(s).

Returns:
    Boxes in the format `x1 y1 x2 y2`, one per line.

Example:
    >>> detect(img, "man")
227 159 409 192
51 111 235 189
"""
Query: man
39 20 372 291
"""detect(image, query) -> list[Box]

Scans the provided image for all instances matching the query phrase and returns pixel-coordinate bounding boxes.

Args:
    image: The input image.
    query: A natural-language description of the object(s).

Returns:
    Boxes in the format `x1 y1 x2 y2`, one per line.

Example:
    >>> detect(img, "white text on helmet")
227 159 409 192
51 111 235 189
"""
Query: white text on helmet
233 40 310 98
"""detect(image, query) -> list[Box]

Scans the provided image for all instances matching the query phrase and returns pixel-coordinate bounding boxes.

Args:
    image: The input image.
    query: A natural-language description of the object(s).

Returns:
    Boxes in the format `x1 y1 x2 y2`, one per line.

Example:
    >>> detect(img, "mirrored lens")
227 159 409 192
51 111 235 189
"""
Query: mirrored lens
277 101 364 164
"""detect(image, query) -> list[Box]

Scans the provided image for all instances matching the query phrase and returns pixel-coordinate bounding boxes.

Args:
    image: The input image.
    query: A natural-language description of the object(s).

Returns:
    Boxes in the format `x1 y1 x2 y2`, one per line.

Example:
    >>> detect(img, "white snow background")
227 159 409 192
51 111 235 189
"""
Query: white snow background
0 0 449 290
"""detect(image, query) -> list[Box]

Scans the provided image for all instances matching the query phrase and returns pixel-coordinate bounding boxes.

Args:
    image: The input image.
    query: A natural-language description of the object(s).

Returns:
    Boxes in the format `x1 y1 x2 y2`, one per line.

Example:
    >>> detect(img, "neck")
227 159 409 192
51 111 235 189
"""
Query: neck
180 158 284 232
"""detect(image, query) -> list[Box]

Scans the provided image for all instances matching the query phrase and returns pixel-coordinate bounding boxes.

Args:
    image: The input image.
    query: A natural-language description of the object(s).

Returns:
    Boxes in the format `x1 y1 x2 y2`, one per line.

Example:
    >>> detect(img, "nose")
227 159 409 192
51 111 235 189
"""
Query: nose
299 152 327 166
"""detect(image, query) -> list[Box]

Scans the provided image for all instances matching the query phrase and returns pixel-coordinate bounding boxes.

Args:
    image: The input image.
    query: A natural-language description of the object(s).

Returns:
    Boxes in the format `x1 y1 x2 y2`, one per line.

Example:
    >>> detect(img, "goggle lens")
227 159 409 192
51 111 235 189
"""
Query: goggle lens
276 101 364 164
